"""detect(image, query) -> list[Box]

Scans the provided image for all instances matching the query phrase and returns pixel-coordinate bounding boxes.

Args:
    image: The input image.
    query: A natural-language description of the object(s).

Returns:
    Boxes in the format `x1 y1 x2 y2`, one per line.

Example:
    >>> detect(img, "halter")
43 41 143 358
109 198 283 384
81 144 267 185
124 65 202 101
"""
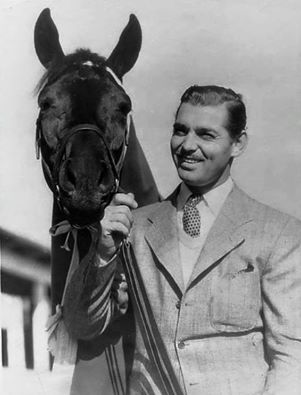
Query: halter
35 66 131 220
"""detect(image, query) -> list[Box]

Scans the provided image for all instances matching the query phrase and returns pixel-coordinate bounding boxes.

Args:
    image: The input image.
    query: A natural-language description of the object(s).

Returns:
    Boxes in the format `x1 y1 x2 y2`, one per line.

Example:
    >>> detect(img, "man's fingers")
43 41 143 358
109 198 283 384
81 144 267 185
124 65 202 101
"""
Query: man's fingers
111 193 138 209
109 222 130 239
111 205 132 218
98 192 137 260
103 205 133 227
109 212 132 230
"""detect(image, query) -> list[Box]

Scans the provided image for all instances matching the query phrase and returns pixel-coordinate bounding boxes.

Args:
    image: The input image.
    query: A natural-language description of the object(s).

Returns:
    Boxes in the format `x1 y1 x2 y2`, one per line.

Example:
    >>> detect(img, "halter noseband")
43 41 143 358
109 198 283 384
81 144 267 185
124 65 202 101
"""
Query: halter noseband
35 67 131 219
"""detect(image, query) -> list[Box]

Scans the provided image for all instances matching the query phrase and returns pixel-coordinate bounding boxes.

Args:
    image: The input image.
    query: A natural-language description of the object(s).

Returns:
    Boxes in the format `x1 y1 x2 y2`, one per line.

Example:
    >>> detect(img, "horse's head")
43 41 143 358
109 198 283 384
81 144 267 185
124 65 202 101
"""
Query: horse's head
34 9 141 226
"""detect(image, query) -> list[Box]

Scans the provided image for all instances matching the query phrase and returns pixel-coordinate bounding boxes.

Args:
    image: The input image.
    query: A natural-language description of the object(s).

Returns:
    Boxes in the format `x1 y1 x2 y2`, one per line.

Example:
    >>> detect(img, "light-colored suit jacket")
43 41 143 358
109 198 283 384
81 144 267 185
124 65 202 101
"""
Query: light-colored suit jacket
65 185 301 395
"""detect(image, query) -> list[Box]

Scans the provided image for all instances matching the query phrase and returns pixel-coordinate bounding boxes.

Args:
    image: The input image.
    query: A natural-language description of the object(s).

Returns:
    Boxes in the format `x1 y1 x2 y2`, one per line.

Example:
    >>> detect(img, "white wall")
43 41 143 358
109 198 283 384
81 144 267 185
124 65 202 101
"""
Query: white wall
1 0 301 247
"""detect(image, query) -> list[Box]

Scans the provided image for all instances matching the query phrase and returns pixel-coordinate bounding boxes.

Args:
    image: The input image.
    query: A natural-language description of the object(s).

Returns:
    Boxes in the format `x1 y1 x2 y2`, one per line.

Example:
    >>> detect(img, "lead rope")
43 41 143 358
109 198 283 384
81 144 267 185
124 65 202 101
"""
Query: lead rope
121 240 184 395
104 344 125 395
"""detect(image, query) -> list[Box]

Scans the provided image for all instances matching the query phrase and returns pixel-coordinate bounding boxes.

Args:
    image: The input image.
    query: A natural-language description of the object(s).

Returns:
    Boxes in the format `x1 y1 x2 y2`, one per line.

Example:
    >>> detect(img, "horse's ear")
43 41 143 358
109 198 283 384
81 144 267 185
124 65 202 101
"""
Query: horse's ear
34 8 65 69
106 14 142 79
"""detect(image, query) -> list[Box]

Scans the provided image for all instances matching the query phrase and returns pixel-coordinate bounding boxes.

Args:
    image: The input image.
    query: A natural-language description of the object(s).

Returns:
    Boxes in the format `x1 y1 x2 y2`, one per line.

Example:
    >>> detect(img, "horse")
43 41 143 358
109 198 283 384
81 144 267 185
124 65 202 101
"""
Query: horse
34 8 160 393
34 7 159 310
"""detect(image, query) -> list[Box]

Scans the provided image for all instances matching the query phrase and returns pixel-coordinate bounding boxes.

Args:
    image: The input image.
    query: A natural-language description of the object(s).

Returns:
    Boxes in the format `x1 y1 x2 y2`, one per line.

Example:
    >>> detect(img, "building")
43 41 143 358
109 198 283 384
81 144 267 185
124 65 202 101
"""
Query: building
1 228 51 371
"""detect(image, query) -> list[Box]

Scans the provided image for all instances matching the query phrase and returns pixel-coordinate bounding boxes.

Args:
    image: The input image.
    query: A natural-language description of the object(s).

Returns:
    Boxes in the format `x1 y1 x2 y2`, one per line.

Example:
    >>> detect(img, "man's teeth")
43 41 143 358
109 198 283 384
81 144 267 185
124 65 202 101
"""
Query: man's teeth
182 157 199 163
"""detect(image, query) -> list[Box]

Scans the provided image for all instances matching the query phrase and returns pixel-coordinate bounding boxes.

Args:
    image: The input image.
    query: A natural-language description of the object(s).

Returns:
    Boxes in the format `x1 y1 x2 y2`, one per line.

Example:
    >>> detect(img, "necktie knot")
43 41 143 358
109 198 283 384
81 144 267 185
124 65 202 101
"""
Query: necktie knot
185 194 202 207
182 194 202 237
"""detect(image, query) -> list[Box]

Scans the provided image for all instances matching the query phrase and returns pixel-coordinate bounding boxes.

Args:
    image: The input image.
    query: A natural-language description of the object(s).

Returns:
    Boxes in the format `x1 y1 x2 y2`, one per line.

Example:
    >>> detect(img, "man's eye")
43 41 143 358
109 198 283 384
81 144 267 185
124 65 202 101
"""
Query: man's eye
198 132 216 140
173 129 186 136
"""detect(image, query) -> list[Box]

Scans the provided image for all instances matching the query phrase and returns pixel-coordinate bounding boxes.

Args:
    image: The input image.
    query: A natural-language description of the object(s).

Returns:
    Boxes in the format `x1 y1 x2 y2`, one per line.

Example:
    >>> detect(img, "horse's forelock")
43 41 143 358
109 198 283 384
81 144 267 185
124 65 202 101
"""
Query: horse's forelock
35 49 107 94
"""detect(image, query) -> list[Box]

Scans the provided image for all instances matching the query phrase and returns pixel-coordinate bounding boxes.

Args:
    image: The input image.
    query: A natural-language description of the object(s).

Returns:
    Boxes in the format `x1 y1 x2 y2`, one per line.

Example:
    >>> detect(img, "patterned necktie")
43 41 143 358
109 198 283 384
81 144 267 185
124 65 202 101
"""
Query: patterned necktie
182 194 202 237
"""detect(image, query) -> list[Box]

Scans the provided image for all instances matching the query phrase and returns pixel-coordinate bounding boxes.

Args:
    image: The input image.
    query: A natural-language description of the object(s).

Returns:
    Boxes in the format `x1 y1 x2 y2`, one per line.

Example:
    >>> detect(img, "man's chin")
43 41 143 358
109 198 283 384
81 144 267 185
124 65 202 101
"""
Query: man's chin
177 170 218 191
178 171 204 187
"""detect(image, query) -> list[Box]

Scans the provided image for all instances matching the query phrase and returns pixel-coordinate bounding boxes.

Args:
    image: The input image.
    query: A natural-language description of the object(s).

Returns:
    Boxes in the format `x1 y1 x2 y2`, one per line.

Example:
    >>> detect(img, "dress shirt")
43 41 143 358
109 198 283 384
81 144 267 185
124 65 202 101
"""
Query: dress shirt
177 178 233 287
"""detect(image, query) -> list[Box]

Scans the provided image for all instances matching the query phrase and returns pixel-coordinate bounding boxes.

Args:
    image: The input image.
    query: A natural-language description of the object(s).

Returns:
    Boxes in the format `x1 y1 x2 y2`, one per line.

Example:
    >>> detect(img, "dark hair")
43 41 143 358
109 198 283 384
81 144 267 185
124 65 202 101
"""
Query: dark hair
176 85 247 138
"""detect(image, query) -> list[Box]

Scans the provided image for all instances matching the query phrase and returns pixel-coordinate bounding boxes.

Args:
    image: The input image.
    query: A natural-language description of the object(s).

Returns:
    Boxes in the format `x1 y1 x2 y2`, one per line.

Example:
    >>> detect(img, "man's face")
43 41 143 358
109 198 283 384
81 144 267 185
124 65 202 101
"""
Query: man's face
171 102 242 191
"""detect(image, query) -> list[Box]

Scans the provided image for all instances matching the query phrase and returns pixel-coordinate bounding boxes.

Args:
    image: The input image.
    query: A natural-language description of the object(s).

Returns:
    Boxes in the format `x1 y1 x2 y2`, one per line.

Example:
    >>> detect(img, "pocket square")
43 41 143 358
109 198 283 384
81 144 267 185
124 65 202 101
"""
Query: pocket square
241 263 254 273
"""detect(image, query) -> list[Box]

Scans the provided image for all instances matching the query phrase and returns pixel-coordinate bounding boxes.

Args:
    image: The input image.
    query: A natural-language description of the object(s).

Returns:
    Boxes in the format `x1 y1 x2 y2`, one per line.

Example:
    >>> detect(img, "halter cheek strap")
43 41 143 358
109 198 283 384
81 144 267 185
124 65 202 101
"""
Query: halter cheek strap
36 118 41 160
105 66 123 88
105 66 132 150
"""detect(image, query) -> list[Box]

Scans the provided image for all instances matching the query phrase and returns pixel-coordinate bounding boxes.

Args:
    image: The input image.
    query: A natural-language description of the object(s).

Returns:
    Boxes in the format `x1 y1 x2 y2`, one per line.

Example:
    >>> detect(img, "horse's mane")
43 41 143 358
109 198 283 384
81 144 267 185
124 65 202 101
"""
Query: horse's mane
35 49 106 94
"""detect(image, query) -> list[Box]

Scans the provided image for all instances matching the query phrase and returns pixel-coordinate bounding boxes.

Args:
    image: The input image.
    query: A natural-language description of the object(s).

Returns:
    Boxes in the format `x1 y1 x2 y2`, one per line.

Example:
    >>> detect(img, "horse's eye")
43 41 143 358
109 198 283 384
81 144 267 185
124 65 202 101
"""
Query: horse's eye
118 102 131 115
40 100 52 112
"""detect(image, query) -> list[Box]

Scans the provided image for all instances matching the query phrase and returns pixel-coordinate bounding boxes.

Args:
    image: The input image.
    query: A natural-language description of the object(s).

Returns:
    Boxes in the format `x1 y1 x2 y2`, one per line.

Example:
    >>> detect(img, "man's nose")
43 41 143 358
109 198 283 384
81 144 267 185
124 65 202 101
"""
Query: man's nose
181 131 198 151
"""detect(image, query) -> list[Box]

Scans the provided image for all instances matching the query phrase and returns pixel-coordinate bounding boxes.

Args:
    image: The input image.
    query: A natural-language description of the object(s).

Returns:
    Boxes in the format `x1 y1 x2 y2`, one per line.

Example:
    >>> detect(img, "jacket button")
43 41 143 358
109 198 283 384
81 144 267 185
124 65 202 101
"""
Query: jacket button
175 300 181 309
178 340 185 349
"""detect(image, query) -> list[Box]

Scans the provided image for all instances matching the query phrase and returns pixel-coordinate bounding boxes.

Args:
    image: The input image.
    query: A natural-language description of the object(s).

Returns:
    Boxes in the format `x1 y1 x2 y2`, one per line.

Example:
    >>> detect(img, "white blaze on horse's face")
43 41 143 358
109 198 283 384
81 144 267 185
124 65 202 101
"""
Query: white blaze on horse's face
82 61 94 67
34 9 142 225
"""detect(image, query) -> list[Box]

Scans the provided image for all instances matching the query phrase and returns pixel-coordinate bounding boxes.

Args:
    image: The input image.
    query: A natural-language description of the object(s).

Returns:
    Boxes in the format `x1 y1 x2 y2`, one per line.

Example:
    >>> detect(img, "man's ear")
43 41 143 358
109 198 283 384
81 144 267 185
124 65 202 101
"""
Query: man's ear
231 132 248 158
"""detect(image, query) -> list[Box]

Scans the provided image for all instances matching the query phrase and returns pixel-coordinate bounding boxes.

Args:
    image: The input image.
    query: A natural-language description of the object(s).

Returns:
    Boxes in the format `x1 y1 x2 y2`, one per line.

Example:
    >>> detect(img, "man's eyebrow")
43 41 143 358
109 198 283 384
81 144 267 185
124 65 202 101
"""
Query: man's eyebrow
173 122 189 131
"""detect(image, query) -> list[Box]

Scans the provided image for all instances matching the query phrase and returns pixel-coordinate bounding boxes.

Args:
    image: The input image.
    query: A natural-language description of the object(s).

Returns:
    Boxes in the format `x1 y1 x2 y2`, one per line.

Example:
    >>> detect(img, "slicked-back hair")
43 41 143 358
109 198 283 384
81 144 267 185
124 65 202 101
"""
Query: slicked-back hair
176 85 247 138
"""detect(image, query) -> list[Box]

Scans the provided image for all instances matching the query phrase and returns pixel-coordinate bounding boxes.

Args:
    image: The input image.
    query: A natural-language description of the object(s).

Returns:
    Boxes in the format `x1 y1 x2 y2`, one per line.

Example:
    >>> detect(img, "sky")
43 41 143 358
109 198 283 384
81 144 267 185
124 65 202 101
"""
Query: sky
1 0 301 248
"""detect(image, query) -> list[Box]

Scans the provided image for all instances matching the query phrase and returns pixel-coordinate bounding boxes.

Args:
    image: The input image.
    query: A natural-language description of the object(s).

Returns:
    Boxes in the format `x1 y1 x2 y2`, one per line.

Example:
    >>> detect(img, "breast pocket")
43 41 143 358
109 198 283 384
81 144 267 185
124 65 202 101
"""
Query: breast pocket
210 261 261 332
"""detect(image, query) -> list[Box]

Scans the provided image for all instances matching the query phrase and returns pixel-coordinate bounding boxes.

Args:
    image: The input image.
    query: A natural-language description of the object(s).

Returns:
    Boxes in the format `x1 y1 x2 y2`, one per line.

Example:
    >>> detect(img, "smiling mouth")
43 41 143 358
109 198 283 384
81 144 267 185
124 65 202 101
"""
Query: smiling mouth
178 155 202 165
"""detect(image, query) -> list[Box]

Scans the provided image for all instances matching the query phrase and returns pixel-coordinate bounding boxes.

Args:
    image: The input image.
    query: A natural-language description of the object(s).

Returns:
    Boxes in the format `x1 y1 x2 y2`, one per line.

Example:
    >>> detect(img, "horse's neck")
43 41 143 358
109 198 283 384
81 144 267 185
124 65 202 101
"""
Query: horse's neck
120 120 160 206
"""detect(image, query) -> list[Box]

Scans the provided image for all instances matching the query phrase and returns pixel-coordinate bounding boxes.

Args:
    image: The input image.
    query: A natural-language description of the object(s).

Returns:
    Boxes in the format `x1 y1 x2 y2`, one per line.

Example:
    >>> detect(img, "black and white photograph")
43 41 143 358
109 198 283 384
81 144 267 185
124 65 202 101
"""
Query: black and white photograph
1 0 301 394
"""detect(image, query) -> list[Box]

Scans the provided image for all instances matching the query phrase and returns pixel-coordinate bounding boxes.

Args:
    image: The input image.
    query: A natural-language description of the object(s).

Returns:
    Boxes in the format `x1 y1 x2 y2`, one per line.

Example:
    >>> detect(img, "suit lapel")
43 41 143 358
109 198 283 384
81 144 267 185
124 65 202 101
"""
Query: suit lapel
145 192 184 293
187 185 253 289
143 185 253 293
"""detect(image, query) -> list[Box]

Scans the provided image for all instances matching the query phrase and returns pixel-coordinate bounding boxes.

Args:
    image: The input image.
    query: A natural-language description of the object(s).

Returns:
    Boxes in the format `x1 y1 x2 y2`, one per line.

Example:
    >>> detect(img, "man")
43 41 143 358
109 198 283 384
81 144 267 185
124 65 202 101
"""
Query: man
64 86 301 395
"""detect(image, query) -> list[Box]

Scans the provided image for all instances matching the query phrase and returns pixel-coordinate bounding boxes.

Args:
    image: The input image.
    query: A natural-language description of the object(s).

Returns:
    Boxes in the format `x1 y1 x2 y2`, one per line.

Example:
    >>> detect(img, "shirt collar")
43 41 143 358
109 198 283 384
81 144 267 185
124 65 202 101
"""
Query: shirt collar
177 178 234 216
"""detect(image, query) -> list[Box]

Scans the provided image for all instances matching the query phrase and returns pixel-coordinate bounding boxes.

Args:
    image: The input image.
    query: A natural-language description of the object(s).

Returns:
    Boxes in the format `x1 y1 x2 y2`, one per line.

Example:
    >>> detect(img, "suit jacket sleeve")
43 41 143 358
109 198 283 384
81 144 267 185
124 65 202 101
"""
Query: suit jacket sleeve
63 251 128 340
262 217 301 395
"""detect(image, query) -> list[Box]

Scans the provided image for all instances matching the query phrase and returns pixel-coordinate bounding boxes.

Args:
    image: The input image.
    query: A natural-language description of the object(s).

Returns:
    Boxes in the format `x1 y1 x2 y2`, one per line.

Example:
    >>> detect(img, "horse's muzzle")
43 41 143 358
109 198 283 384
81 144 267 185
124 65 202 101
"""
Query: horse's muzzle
52 126 119 225
57 159 116 225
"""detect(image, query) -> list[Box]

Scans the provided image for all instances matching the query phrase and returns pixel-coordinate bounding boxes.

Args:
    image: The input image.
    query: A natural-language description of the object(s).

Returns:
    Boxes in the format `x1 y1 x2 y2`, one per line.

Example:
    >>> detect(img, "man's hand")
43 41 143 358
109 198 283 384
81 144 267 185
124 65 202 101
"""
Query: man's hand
98 193 138 261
